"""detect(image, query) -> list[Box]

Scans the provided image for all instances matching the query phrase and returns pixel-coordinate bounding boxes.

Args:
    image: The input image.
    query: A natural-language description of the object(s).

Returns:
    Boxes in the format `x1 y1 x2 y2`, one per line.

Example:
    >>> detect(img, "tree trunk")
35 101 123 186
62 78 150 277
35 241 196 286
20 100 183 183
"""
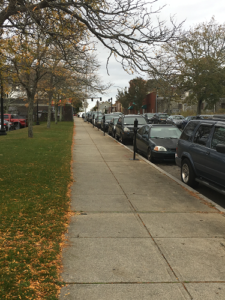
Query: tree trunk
47 93 53 128
60 105 62 121
197 99 202 115
28 94 35 138
55 104 58 124
167 97 171 114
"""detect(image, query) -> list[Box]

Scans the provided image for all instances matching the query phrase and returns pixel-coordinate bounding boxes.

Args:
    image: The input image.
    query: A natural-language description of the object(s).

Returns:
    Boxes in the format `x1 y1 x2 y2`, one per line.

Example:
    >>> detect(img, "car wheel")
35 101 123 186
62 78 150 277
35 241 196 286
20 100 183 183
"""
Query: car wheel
147 148 154 162
119 134 125 144
181 158 198 188
112 131 115 138
108 128 111 135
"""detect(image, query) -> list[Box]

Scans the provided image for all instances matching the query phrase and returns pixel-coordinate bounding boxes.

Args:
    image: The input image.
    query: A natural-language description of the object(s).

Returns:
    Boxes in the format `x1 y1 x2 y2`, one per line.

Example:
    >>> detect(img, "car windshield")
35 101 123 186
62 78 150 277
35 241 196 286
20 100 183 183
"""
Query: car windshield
158 114 169 118
146 113 154 117
173 115 184 119
124 117 147 125
150 127 182 139
4 115 9 119
113 118 119 124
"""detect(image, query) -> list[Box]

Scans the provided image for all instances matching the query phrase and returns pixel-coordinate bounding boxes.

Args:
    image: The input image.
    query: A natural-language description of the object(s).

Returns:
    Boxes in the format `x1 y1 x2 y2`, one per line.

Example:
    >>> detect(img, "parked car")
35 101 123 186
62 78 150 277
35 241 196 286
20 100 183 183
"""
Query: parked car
93 112 102 125
136 124 181 162
181 116 201 130
90 111 101 124
4 114 27 129
110 112 123 116
0 119 7 130
108 117 119 138
101 114 113 131
143 113 156 124
175 118 225 195
151 113 170 124
86 112 92 122
166 115 185 128
95 115 103 128
115 114 147 144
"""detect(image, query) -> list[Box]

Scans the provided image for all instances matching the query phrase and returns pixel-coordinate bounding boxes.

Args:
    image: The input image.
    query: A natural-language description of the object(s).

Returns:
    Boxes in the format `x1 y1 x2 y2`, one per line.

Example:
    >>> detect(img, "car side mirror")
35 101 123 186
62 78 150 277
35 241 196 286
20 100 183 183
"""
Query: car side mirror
216 144 225 153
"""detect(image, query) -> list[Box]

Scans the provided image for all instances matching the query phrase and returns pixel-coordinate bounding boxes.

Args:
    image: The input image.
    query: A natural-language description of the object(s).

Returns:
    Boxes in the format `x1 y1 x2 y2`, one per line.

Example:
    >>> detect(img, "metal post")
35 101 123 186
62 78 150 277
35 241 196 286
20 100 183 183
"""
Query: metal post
103 115 105 136
0 79 6 136
133 118 138 160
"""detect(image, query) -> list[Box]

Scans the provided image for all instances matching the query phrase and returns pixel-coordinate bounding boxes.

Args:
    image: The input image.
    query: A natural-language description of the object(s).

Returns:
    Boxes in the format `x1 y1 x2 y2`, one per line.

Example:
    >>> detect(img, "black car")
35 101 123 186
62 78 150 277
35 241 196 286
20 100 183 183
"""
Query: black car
95 115 103 128
101 114 113 131
176 118 225 195
166 115 185 128
92 112 102 125
115 114 147 144
152 113 170 124
143 113 156 124
108 117 119 138
136 124 181 162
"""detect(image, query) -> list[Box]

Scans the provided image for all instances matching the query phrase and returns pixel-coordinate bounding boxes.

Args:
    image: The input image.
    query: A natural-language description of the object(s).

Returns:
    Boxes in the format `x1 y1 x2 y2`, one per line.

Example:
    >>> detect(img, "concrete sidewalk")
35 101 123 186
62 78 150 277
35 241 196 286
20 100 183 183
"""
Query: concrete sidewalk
60 118 225 300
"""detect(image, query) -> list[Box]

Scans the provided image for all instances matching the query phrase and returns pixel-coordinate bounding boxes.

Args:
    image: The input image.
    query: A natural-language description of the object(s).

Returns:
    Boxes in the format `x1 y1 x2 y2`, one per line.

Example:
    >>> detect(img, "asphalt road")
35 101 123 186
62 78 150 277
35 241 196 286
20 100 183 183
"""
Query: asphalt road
126 144 225 209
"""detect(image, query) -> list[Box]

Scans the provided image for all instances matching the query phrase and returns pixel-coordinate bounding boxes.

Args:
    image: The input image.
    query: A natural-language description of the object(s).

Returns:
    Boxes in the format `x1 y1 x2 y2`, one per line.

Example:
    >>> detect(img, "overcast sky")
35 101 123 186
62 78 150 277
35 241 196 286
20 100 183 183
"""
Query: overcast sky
86 0 225 110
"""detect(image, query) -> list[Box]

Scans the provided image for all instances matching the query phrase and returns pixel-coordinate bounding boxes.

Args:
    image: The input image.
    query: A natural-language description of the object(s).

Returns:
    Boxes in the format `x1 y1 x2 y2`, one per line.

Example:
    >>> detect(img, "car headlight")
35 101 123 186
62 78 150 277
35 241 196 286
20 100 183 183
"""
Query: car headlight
124 127 130 132
114 125 116 130
154 146 167 152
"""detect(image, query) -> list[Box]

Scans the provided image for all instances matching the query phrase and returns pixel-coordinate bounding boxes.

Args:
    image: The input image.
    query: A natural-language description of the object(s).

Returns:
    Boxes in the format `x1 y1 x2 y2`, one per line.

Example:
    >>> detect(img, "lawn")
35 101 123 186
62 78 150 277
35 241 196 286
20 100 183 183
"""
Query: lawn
0 122 74 299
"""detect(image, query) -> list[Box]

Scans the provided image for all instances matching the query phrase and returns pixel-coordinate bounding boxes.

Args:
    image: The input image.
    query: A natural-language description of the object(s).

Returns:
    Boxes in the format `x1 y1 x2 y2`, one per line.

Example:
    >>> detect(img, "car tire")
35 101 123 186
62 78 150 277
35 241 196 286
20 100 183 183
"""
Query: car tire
147 148 154 162
112 131 115 138
108 128 111 135
119 133 125 144
181 158 198 188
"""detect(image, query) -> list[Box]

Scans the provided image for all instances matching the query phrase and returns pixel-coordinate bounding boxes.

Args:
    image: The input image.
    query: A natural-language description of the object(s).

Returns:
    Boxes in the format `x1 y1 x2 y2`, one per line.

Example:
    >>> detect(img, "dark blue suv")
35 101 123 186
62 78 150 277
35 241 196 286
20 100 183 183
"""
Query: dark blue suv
175 118 225 195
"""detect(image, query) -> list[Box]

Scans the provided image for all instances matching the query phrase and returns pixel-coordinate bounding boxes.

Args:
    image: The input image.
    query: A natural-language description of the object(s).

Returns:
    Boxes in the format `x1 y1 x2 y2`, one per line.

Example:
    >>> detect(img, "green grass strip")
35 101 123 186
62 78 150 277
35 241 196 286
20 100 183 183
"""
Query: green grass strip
0 122 74 300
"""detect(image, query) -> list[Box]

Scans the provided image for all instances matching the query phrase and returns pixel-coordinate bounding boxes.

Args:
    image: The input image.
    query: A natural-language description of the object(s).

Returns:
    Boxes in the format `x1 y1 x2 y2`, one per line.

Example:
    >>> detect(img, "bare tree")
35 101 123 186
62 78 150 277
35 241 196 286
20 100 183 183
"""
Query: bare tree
0 0 181 72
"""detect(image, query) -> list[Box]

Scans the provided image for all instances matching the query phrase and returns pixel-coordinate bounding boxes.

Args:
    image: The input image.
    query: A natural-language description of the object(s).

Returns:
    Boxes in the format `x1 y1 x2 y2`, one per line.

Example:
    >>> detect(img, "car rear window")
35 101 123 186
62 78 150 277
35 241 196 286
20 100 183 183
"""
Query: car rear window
180 121 199 141
124 117 147 125
211 127 225 149
193 125 212 146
